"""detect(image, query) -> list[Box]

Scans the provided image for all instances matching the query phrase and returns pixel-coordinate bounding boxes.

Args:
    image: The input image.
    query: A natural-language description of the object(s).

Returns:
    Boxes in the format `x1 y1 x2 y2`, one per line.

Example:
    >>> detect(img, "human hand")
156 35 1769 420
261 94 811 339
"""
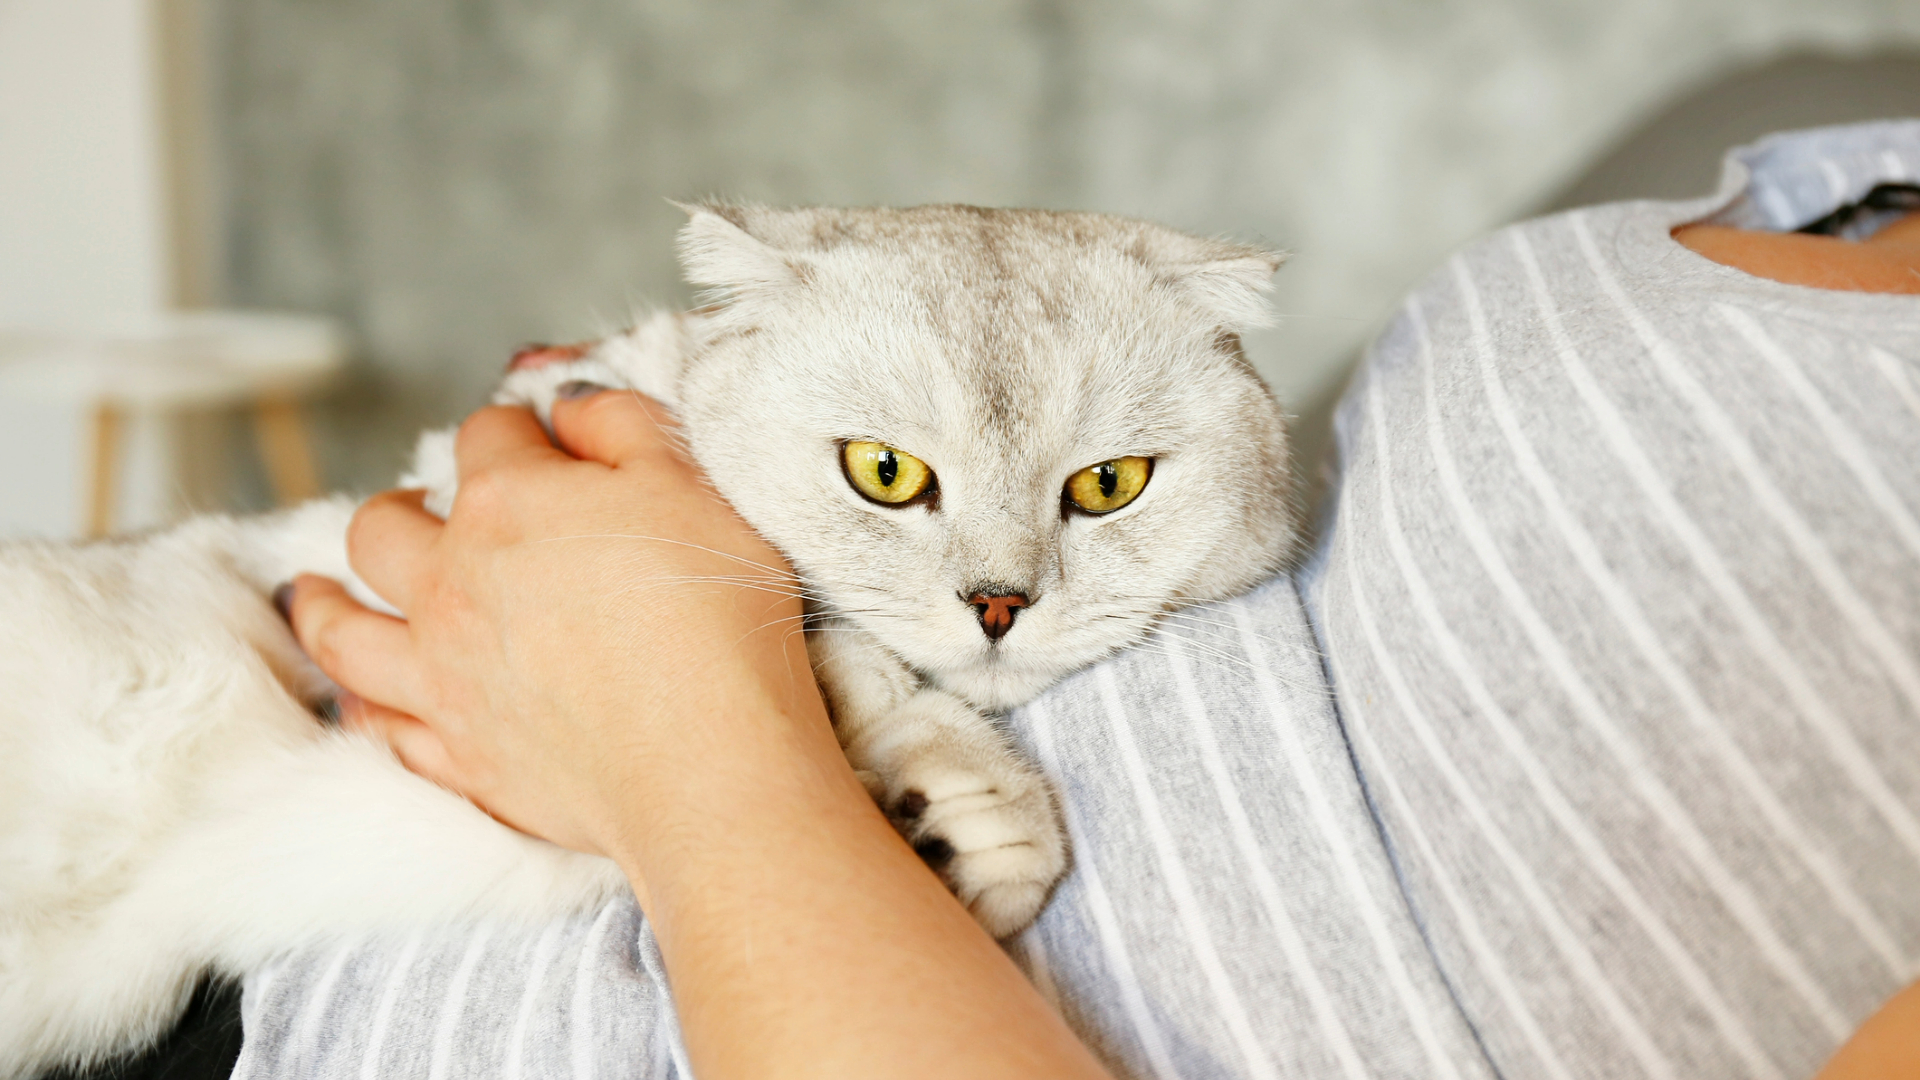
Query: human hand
280 386 1109 1080
281 388 835 874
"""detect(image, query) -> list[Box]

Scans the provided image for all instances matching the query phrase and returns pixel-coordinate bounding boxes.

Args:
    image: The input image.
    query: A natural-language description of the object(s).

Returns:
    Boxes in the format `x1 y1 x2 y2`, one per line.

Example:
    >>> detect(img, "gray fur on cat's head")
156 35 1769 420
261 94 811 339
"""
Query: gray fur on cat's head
664 203 1295 710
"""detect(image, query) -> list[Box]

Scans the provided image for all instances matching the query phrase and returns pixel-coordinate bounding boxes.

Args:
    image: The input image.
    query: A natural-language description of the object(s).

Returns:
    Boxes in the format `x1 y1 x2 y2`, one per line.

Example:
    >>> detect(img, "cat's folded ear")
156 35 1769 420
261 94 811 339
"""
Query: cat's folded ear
1136 226 1286 332
672 200 810 302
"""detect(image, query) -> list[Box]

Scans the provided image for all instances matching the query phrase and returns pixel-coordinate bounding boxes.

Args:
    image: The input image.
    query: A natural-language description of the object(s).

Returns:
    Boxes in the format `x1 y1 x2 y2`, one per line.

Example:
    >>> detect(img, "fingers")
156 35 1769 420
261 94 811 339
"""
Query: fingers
284 574 427 717
335 691 462 792
549 388 681 468
453 405 567 480
346 490 441 613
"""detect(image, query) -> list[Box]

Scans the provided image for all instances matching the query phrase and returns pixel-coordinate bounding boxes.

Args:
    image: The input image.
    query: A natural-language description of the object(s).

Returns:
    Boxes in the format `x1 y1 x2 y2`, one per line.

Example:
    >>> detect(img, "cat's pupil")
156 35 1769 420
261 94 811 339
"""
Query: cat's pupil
1098 462 1117 498
877 450 898 488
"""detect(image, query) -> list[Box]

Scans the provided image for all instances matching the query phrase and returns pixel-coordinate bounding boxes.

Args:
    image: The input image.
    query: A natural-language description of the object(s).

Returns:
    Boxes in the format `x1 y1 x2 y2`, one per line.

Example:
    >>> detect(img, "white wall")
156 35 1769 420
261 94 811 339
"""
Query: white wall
0 0 174 536
0 0 170 324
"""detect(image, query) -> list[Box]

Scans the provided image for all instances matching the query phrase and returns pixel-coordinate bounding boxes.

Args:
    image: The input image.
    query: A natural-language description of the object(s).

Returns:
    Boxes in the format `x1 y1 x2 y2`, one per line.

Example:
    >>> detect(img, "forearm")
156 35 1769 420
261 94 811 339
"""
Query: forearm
606 703 1107 1080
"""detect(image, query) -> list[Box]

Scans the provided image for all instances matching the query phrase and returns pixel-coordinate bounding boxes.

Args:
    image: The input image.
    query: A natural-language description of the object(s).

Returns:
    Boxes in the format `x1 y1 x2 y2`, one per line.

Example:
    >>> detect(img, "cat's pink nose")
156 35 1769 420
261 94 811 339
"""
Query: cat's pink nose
968 592 1029 641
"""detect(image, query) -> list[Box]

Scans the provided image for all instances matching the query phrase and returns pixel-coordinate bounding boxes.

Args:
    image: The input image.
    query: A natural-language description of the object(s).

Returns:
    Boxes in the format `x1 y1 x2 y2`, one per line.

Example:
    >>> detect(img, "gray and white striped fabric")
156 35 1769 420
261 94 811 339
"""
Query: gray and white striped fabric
235 119 1920 1080
1306 118 1920 1080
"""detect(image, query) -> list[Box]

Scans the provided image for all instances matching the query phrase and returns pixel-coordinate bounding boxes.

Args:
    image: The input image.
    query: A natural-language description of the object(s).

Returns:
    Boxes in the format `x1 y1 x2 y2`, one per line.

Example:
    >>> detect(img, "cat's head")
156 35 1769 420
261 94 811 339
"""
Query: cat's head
666 203 1294 710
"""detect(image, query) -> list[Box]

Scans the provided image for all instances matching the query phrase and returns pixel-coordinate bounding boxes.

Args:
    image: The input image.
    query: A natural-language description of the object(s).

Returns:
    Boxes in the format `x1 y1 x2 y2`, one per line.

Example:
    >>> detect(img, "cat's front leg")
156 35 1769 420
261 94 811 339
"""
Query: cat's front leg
859 689 1068 937
810 620 1067 937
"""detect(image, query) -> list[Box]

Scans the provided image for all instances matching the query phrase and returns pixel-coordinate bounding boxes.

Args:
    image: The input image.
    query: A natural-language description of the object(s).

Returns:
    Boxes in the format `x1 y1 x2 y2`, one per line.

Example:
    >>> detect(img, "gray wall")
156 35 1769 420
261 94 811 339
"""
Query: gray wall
207 0 1920 498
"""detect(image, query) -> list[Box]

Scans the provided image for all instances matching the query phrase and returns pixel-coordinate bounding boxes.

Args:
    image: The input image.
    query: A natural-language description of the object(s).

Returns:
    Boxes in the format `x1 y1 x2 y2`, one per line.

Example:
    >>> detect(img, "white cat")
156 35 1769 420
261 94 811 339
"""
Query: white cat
0 203 1295 1077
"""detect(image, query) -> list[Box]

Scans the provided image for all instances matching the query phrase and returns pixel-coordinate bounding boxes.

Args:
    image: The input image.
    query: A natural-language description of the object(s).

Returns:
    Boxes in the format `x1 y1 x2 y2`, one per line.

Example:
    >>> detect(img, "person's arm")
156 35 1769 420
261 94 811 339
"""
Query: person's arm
282 390 1109 1080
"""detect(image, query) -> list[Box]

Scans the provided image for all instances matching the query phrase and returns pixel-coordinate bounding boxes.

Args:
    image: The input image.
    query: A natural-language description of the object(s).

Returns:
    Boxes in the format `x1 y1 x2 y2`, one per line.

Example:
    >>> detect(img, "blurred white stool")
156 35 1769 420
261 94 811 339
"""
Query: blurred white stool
0 311 346 536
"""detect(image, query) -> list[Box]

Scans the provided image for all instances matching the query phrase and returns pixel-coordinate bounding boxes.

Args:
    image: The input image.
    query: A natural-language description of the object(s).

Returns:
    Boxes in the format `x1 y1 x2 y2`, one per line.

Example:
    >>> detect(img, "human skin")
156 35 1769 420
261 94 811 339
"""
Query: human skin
1673 210 1920 293
1676 209 1917 1080
1817 981 1920 1080
280 392 1111 1080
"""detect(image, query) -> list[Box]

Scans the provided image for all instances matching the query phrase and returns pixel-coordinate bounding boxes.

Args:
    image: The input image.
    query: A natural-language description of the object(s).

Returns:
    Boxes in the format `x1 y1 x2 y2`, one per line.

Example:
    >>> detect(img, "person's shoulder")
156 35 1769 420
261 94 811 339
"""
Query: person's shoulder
1414 119 1920 329
1360 206 1656 380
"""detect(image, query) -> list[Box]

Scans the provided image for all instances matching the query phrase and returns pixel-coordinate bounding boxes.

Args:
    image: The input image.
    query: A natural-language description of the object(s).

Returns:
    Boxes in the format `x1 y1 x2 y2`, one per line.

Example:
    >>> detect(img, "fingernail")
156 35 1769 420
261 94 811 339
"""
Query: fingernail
555 380 609 400
321 690 365 729
509 342 589 372
507 343 551 372
271 581 295 623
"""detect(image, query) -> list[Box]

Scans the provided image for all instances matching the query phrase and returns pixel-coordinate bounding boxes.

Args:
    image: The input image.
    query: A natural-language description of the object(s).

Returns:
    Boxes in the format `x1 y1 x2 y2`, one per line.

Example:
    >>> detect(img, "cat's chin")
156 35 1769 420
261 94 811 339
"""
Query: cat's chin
931 662 1067 713
921 625 1159 712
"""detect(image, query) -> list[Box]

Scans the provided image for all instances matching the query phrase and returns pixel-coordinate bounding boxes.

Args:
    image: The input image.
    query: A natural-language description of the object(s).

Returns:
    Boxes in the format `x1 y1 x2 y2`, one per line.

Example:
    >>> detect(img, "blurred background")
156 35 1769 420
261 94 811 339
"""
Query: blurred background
3 0 1919 538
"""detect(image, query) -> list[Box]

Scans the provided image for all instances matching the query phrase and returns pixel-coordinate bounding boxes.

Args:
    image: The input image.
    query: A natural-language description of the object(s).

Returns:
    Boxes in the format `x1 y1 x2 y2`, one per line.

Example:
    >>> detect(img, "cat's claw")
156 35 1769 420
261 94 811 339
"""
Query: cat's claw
887 765 1066 938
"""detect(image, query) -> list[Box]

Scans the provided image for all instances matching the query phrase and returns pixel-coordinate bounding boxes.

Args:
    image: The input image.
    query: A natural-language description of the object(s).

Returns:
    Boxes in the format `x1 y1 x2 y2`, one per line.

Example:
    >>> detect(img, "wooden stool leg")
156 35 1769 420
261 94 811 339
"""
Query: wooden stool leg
251 397 321 506
87 403 122 538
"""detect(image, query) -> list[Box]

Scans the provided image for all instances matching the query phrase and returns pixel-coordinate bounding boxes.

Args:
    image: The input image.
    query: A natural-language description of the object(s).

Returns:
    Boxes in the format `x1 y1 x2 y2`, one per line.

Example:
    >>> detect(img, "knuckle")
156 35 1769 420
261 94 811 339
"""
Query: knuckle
453 467 513 516
303 620 347 674
420 575 472 623
578 390 666 440
450 408 515 463
458 404 517 438
344 502 384 560
581 388 632 420
570 390 631 439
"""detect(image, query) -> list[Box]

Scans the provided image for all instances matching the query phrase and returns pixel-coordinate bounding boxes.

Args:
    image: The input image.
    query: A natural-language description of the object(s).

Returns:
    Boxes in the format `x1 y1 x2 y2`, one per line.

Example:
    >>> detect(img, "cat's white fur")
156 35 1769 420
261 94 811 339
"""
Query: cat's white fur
0 204 1293 1077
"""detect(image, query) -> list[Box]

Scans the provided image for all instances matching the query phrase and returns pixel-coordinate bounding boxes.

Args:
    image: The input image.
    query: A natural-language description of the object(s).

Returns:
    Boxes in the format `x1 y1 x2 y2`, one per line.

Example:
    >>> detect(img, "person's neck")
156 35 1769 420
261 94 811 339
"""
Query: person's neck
1673 212 1920 294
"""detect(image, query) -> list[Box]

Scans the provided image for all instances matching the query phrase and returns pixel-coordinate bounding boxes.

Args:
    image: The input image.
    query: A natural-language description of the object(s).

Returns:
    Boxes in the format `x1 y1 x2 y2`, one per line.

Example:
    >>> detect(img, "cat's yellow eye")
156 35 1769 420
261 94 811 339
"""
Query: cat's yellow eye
1065 456 1152 514
843 441 935 505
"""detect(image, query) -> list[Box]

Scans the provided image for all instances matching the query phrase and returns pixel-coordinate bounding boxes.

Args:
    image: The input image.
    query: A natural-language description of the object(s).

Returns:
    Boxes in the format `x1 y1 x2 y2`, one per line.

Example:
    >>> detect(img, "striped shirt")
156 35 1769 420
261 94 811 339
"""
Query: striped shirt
236 119 1920 1079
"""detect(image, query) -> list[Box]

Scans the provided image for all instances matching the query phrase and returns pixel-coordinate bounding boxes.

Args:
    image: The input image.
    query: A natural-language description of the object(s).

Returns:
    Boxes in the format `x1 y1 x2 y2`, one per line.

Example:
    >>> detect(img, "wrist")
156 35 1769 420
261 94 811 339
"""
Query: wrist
590 699 871 911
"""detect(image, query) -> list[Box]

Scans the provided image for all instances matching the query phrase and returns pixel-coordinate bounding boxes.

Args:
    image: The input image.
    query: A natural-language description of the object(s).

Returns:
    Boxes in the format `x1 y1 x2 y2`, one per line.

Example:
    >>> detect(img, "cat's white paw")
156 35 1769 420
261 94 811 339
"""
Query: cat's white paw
883 751 1066 938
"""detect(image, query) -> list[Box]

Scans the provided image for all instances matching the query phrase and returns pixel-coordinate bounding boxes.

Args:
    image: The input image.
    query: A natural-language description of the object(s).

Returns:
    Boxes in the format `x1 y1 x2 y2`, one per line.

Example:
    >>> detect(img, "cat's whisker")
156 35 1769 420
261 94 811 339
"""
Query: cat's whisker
521 532 804 581
1129 633 1261 676
1045 610 1252 675
627 571 809 590
746 609 924 645
1150 609 1303 647
1146 609 1325 658
613 577 822 605
1076 608 1332 697
1125 635 1333 698
1124 605 1322 657
809 579 894 598
1125 638 1253 680
1148 628 1337 699
736 610 829 651
552 554 910 615
601 570 817 602
598 570 848 604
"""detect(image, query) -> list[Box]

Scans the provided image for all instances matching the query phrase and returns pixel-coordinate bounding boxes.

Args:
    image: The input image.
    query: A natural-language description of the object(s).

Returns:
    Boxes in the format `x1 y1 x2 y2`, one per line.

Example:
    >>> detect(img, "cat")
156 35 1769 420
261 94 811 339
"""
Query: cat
0 202 1296 1077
